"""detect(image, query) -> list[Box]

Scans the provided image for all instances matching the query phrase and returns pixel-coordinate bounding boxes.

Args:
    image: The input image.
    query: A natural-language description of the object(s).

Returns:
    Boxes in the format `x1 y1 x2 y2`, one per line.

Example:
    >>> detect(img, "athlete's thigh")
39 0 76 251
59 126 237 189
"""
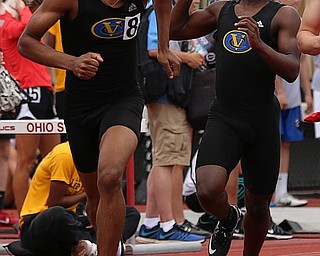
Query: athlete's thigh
242 114 280 195
98 95 144 171
99 93 144 141
65 118 100 173
196 118 242 174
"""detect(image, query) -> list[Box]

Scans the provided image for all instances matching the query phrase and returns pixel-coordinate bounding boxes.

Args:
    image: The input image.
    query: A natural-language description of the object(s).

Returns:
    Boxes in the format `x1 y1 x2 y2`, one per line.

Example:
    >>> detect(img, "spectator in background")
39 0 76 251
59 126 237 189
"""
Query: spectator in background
274 55 313 207
136 0 207 244
18 142 140 256
0 0 60 214
274 0 313 207
0 28 17 225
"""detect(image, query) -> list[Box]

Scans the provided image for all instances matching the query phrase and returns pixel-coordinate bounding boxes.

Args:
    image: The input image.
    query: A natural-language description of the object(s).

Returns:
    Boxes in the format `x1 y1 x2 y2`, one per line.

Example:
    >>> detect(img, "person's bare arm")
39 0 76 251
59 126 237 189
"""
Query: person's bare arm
48 181 86 208
149 49 204 69
236 6 301 83
297 0 320 55
275 76 288 110
18 0 102 80
300 54 313 114
152 0 181 78
170 0 223 40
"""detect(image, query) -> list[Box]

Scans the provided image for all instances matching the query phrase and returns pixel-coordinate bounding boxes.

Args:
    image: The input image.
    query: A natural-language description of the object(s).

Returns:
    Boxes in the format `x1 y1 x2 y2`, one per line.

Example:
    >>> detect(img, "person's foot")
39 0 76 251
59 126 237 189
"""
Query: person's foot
266 220 293 240
179 219 212 238
136 223 160 243
196 213 218 234
275 194 308 207
208 205 242 255
71 240 97 256
157 224 206 243
0 210 19 225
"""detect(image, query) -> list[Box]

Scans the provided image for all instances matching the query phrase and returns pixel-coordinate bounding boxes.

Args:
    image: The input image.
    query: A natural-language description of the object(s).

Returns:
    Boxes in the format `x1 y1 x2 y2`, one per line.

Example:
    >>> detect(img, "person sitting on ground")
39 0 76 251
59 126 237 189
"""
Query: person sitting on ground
17 142 140 256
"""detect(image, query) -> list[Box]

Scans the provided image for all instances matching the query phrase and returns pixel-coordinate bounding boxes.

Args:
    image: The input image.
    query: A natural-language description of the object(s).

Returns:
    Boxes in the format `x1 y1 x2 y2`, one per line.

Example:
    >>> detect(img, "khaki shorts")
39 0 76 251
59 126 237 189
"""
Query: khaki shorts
147 102 192 166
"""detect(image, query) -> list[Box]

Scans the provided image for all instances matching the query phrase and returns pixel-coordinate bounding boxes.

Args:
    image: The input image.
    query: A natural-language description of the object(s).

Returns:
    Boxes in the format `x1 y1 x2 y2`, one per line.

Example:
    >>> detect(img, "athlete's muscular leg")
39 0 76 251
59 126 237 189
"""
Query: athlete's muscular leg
196 165 230 219
97 126 138 255
243 190 272 256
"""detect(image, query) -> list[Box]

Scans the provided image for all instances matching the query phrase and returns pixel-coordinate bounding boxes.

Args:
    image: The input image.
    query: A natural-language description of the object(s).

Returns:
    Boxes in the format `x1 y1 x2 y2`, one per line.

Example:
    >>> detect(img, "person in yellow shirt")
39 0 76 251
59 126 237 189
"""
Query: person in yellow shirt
19 142 96 256
15 142 140 256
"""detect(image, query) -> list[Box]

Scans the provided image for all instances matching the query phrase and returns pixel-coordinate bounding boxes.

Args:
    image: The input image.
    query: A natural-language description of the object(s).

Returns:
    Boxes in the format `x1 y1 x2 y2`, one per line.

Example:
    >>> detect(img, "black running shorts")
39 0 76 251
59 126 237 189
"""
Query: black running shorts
196 96 281 195
64 91 144 173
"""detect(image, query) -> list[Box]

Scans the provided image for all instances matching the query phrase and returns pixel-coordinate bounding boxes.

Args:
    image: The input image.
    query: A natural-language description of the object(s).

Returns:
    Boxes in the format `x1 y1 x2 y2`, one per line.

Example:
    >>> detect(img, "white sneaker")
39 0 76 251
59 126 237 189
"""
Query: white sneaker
71 240 98 256
276 194 308 207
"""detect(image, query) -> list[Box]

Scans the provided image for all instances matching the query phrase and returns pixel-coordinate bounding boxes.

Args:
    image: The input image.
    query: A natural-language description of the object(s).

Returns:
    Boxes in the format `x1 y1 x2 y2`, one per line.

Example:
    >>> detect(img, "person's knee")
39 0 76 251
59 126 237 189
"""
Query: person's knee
245 195 270 222
17 154 38 172
97 167 123 191
196 166 227 207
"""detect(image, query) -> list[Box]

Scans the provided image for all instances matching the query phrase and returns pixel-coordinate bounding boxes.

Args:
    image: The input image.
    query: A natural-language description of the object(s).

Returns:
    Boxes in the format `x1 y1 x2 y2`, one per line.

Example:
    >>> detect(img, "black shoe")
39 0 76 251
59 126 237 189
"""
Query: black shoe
233 210 244 239
197 213 218 234
208 205 241 256
266 219 293 240
179 219 212 238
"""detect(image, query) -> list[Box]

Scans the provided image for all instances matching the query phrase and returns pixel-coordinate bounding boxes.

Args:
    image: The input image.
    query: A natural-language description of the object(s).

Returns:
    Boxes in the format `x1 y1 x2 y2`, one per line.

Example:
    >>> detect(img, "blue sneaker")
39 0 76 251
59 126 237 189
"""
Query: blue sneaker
156 224 206 243
136 224 160 244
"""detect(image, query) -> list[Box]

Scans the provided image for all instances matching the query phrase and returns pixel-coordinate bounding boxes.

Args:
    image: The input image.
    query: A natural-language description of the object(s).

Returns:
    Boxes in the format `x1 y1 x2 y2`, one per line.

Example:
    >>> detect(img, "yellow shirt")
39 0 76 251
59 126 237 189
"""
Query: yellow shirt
20 142 84 220
48 21 66 93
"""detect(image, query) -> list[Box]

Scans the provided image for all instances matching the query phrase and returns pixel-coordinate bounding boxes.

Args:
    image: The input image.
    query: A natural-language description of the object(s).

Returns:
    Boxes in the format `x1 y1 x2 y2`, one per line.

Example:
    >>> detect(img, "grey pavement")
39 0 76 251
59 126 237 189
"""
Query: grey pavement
138 207 320 233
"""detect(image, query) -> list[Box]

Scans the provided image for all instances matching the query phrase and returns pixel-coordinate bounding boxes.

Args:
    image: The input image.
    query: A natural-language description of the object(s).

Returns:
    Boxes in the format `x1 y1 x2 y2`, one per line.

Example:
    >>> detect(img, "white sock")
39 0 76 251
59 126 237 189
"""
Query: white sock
144 217 160 229
160 219 175 232
275 172 288 201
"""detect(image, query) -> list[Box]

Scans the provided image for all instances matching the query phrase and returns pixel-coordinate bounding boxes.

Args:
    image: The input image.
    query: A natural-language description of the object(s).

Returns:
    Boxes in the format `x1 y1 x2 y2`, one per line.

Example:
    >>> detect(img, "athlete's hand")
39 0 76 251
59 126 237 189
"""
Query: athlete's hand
157 49 181 79
72 52 104 80
235 16 263 50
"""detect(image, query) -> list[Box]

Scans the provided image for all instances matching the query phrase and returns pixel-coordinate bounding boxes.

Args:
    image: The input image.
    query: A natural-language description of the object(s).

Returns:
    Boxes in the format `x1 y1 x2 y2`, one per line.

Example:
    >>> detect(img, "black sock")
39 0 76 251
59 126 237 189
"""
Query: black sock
0 191 5 210
220 205 237 229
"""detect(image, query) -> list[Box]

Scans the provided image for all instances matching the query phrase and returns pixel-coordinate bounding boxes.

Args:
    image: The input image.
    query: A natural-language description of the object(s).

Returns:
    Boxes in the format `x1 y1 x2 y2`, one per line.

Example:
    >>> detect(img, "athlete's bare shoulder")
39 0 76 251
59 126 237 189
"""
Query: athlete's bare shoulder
205 0 229 18
40 0 79 20
272 4 301 32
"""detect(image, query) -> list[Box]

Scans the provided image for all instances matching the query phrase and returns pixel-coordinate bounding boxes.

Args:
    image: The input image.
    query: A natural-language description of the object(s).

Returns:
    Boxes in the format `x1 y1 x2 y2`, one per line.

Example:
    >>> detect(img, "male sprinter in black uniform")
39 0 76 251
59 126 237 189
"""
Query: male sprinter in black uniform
18 0 180 254
170 0 301 255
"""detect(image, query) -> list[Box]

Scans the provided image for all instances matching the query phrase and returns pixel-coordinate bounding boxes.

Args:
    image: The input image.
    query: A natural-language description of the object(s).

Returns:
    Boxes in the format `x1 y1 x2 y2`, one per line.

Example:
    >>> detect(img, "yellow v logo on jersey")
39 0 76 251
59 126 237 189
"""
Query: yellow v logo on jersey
103 20 122 34
223 30 252 54
92 18 125 39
